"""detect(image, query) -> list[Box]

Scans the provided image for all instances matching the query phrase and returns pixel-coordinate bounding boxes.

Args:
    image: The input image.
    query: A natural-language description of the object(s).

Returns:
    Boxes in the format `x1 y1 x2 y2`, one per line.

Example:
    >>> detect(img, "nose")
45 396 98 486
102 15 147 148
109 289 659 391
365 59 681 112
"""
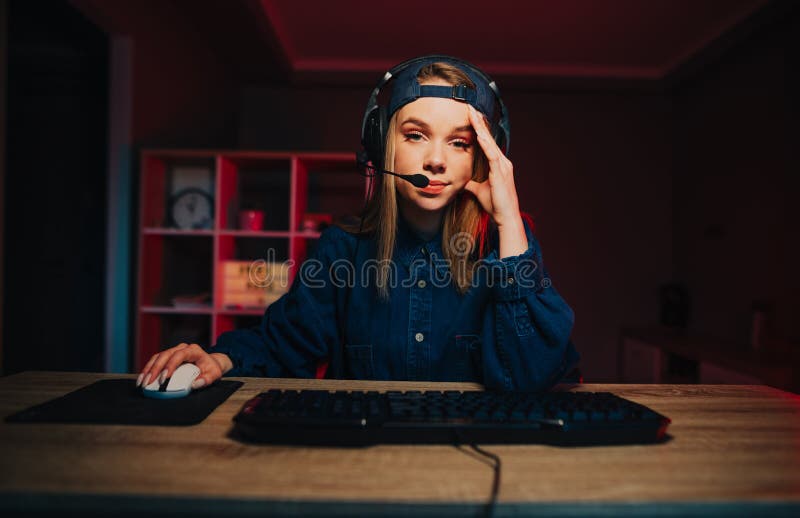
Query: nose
423 142 446 174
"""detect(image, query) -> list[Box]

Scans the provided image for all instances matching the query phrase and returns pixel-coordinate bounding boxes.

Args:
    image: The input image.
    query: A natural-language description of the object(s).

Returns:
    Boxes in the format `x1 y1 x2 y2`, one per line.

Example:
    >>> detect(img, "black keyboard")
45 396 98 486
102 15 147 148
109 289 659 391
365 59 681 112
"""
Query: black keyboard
233 389 671 446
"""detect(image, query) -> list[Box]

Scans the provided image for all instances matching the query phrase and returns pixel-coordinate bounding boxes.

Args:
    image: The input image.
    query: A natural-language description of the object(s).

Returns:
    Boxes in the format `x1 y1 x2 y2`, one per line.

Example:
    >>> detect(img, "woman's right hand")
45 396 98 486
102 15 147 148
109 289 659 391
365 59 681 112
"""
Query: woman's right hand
136 343 233 390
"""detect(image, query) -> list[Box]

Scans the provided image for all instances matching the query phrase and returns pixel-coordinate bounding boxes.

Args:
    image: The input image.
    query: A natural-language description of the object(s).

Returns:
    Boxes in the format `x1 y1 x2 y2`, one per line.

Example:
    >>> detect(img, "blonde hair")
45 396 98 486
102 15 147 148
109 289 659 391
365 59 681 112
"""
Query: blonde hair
342 62 491 299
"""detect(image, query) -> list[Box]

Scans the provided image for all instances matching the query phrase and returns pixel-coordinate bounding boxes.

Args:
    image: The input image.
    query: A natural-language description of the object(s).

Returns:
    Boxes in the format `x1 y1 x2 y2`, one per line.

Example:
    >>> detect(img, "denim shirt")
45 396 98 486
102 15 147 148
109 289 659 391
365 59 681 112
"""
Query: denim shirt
210 215 580 391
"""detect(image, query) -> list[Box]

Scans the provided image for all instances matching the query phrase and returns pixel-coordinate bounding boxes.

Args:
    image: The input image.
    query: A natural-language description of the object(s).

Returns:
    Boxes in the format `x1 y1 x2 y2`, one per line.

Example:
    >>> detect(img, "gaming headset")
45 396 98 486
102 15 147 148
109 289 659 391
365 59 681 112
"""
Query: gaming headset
359 55 511 171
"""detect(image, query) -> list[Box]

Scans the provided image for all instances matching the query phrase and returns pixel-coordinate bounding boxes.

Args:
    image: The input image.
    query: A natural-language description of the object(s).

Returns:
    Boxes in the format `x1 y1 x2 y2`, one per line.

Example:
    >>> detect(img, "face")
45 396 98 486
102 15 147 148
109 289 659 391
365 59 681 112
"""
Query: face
392 81 477 219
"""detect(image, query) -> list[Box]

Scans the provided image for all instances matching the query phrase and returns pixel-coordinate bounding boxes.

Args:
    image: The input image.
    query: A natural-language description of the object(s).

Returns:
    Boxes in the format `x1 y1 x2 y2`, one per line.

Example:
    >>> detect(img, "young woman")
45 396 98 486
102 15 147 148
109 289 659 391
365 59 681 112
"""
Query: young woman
137 56 579 392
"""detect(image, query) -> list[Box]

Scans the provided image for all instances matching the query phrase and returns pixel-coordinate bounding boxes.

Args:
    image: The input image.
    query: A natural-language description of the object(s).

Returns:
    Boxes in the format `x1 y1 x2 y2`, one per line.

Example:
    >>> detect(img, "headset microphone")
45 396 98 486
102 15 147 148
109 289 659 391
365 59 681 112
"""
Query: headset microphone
355 151 430 188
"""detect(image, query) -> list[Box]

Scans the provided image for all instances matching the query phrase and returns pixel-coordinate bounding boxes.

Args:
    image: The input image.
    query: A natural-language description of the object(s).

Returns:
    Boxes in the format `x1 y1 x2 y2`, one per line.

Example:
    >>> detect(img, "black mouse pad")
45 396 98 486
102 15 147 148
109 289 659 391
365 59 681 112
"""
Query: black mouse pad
4 378 244 426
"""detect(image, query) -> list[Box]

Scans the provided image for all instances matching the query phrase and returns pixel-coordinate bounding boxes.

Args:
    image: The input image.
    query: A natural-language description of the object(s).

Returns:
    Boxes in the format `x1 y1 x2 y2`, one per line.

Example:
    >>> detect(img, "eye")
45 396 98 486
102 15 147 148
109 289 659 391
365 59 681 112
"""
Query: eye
451 139 472 150
403 131 425 142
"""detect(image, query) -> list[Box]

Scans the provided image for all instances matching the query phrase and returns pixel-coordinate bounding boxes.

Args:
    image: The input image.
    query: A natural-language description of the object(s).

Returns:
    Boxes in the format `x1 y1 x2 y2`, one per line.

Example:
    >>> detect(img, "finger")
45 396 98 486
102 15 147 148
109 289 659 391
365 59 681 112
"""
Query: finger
463 179 477 194
463 179 494 213
171 347 221 389
467 104 492 140
162 346 198 382
464 179 487 197
467 103 491 132
494 158 513 180
138 343 191 386
162 343 216 386
138 353 161 386
468 105 503 162
144 354 175 388
140 353 167 387
143 345 188 388
192 353 223 389
169 344 222 390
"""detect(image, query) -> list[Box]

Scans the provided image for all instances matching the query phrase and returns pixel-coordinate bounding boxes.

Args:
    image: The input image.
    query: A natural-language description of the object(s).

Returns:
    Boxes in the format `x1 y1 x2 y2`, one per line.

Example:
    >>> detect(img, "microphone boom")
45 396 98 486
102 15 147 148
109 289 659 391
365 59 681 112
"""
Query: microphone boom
356 154 430 188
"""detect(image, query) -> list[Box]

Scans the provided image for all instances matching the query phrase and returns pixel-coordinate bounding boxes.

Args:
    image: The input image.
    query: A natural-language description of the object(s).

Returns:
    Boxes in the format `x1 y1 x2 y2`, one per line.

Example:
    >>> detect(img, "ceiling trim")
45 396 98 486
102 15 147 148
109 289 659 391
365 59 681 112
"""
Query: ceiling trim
259 0 782 90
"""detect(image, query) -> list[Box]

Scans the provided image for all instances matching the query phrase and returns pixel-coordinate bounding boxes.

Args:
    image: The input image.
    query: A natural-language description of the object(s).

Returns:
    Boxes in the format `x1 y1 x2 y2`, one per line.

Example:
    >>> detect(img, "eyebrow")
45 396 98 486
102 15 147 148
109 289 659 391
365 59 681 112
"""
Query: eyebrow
400 117 473 133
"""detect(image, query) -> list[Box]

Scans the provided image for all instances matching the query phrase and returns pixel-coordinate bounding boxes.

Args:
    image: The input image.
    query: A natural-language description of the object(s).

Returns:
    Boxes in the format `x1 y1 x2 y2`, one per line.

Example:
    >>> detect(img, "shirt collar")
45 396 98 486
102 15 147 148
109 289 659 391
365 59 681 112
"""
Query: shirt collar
394 213 449 275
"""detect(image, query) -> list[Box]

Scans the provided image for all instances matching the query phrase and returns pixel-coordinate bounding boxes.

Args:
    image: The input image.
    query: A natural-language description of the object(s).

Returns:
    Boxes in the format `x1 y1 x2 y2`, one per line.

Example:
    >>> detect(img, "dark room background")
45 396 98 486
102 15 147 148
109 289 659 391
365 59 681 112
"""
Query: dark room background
1 0 797 383
3 0 108 373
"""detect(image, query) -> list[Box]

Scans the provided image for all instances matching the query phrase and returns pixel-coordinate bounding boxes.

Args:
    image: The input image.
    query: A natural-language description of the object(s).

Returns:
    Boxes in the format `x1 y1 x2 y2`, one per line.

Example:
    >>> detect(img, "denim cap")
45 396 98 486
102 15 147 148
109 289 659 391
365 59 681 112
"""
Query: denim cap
387 57 496 121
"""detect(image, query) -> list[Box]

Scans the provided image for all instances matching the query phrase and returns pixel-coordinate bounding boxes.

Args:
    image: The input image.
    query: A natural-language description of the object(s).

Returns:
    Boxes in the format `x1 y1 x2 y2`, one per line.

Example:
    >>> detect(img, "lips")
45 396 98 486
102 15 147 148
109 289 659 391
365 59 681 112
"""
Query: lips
420 180 448 194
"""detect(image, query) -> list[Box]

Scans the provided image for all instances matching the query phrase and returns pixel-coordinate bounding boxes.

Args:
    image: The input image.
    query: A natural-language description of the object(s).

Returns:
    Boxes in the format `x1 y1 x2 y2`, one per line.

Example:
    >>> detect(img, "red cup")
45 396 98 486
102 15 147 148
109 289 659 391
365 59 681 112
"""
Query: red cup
239 210 264 231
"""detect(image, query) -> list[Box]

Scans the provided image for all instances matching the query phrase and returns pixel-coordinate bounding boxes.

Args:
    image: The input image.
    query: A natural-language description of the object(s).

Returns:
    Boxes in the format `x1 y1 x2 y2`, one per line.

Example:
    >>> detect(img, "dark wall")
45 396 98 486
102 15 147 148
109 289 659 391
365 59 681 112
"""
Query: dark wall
126 5 239 148
99 0 241 149
510 90 673 382
72 0 242 148
672 6 799 345
3 0 108 373
239 84 365 151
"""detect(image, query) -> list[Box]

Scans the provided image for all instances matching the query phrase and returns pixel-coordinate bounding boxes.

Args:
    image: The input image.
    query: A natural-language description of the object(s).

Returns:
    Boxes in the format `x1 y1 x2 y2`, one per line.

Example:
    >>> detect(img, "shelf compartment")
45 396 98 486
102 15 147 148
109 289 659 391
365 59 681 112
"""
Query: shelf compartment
217 155 291 232
293 156 367 233
141 153 215 229
140 234 213 307
215 236 291 313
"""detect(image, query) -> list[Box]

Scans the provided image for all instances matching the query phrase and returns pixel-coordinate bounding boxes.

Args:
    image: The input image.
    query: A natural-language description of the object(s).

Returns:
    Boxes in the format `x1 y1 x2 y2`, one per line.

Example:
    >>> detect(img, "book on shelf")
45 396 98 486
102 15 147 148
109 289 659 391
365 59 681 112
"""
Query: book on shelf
221 260 290 309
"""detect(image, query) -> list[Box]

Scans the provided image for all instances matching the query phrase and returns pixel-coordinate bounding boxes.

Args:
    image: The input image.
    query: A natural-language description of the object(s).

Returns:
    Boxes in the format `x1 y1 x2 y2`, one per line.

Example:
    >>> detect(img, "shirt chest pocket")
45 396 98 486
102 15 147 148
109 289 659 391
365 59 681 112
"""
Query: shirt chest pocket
345 344 375 380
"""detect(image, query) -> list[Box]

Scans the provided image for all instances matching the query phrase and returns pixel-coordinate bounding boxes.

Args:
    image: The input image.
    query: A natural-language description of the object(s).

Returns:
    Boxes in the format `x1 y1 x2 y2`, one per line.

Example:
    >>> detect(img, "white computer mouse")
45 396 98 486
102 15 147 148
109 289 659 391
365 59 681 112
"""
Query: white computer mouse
142 363 201 399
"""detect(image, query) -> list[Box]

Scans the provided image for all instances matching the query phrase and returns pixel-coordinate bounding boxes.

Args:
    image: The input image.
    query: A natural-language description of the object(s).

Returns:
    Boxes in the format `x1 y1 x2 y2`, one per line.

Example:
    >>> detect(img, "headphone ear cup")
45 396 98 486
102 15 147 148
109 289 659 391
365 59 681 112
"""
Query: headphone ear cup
363 105 387 170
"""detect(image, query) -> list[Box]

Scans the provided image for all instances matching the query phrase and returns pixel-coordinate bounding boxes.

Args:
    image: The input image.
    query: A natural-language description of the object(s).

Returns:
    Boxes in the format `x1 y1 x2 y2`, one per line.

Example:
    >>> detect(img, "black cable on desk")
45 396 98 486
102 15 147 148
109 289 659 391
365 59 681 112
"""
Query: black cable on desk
454 432 501 518
470 443 501 518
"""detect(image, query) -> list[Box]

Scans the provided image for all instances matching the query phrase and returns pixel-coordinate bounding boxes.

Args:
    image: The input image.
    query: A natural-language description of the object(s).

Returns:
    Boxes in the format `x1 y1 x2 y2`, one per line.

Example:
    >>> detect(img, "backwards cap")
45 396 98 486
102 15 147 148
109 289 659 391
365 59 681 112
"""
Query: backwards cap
386 57 497 121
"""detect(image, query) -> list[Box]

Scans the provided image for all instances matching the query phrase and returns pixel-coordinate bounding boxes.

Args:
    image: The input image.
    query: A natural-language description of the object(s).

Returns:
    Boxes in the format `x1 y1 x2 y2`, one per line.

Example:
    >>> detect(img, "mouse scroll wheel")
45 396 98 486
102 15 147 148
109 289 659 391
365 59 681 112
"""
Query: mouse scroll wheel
159 377 170 392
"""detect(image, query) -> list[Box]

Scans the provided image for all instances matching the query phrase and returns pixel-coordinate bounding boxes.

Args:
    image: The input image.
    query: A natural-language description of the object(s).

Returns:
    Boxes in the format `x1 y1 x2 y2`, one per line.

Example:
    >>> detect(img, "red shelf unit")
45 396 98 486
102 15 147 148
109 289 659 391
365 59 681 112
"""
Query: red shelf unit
135 150 367 370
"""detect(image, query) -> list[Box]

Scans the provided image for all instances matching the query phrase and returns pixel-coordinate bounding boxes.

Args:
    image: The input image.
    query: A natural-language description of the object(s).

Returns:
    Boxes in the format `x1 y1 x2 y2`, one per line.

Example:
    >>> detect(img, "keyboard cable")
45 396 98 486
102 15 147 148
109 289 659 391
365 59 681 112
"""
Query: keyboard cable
454 432 501 518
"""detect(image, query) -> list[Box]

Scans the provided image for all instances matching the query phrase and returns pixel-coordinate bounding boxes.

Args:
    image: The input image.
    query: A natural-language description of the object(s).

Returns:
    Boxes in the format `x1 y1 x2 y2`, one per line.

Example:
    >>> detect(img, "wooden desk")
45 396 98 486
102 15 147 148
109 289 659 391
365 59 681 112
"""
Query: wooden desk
1 372 799 516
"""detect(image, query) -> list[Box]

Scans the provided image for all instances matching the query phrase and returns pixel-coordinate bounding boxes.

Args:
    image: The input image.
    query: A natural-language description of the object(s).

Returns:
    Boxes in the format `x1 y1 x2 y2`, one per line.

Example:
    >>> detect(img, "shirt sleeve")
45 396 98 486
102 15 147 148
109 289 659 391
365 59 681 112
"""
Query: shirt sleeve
477 219 580 391
207 227 346 378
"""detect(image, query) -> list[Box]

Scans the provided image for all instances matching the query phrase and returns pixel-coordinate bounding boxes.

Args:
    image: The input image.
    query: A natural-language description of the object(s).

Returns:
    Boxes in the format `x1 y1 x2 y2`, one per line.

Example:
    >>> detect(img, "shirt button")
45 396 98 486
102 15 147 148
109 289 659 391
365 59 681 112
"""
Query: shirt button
417 280 427 288
507 277 515 285
415 332 424 343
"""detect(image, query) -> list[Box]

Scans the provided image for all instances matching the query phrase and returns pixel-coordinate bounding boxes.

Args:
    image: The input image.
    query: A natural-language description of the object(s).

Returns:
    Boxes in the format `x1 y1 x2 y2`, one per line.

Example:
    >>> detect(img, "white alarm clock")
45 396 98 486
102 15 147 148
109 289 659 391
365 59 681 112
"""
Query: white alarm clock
169 188 213 230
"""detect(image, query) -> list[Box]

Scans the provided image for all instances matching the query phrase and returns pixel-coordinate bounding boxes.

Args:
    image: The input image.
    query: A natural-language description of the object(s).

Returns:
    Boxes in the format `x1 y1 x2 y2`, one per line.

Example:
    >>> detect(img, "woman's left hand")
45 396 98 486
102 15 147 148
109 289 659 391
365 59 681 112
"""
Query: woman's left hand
464 104 528 258
463 104 521 228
